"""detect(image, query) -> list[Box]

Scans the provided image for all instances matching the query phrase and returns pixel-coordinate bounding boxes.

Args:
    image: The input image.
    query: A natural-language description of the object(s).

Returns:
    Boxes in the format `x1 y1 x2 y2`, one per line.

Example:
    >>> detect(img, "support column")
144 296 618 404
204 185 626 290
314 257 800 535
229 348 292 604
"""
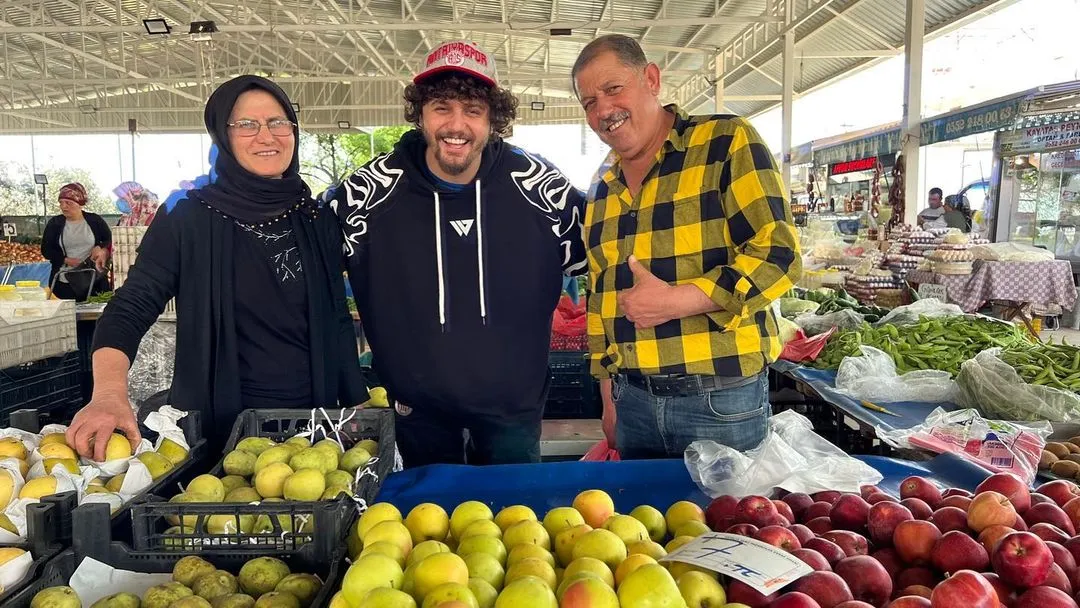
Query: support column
714 53 725 114
780 0 795 193
902 0 925 224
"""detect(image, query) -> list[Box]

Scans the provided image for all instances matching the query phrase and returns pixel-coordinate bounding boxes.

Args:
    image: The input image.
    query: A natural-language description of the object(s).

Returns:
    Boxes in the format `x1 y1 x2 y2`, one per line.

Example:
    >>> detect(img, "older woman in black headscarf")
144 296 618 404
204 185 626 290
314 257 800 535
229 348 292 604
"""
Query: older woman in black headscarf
66 75 367 458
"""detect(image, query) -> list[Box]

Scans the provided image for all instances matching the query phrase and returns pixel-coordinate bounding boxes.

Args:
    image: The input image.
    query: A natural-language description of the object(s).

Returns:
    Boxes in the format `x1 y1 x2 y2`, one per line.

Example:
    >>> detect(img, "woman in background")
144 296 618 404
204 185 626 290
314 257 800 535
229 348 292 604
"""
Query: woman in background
40 182 112 300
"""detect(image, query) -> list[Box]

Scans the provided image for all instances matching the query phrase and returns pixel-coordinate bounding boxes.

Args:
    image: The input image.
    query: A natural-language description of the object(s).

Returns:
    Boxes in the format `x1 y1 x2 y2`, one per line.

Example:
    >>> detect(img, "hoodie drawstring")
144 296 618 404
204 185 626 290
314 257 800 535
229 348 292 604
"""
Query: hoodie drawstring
433 181 488 329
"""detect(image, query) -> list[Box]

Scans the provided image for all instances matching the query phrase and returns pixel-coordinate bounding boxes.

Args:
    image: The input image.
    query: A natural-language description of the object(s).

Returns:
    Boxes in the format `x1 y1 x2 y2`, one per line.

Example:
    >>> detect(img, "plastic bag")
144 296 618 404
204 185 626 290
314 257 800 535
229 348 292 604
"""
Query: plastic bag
876 298 964 326
581 440 620 462
794 309 865 336
684 410 883 498
835 346 958 403
956 349 1080 422
780 327 835 363
128 321 176 405
969 242 1054 262
778 298 820 318
877 407 1049 484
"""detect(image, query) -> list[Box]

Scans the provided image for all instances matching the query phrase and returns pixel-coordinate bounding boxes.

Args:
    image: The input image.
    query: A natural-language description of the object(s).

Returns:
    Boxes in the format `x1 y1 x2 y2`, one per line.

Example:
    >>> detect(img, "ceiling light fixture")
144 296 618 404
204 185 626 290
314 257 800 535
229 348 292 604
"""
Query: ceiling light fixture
337 121 351 129
33 174 48 185
79 105 96 114
143 18 170 35
531 101 546 111
189 20 217 41
550 28 572 36
291 102 301 112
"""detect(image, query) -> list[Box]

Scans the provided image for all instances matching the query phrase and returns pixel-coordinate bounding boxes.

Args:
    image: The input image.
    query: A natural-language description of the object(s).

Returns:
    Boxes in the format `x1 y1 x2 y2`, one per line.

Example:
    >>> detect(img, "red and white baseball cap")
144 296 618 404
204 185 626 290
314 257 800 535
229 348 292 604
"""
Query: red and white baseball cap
414 40 499 87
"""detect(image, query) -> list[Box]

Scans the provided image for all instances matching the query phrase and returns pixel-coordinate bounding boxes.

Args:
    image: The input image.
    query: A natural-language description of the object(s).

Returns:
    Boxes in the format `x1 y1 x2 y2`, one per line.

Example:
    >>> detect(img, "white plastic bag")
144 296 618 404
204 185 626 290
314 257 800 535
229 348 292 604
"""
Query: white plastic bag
876 298 965 326
684 410 883 498
835 346 959 403
795 309 865 336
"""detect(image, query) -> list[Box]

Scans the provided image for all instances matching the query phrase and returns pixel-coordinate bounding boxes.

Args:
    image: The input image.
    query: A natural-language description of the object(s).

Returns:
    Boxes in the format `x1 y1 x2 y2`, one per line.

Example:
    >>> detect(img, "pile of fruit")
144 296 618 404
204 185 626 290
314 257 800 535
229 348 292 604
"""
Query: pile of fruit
30 554 322 608
1040 437 1080 480
811 316 1030 375
0 431 189 518
0 242 45 264
336 474 1080 608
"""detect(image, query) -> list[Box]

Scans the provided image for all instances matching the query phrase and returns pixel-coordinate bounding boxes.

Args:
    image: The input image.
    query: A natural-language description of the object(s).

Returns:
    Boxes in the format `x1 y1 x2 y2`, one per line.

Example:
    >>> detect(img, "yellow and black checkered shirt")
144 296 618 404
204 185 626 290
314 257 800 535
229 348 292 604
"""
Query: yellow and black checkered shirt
585 105 802 379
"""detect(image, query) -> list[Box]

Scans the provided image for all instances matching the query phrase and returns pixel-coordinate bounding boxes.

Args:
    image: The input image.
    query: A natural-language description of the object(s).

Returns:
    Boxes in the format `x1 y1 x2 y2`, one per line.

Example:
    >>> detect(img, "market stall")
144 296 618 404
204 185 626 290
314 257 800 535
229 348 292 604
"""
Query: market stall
907 259 1077 314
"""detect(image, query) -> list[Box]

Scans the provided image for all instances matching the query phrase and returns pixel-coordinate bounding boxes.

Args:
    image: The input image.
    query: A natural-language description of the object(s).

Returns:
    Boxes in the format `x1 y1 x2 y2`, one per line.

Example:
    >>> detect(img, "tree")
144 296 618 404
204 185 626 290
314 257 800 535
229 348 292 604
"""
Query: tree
0 162 112 217
299 125 412 194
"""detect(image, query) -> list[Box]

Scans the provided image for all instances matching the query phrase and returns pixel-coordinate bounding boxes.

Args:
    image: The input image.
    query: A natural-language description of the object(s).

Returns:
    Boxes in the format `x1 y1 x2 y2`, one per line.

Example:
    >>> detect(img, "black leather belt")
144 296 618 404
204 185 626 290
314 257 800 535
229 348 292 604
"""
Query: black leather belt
620 373 756 397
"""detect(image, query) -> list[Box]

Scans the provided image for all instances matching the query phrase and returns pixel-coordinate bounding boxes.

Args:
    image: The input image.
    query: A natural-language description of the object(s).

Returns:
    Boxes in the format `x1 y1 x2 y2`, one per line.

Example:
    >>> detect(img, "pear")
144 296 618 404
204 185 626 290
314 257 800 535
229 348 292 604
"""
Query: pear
186 474 226 502
235 437 277 455
253 463 293 499
104 433 132 461
289 448 337 475
339 447 371 475
193 570 240 601
105 474 126 493
225 487 262 503
143 582 194 608
223 450 257 477
274 573 322 608
282 468 325 501
253 447 294 474
173 555 216 586
210 595 256 608
158 438 190 464
252 592 298 608
341 554 404 607
221 475 250 493
137 451 175 480
90 592 141 608
30 586 81 608
238 557 291 597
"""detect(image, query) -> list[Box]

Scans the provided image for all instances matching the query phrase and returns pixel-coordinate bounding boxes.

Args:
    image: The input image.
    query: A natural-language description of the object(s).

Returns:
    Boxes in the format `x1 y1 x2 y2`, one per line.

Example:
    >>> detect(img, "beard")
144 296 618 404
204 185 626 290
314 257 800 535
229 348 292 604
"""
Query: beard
423 127 488 176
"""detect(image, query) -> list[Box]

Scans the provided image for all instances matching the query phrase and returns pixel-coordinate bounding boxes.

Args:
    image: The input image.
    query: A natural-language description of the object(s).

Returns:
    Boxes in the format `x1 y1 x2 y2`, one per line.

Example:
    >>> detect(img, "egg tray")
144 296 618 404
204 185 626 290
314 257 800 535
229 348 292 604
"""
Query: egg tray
5 502 346 608
0 502 65 607
6 408 208 547
127 408 394 554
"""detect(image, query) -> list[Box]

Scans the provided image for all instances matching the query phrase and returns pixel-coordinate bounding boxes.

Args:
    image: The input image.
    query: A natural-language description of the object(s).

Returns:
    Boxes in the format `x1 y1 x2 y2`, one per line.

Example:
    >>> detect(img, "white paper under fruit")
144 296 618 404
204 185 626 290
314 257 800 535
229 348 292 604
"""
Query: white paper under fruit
144 406 190 452
81 491 124 514
0 549 33 591
117 458 153 499
68 556 172 606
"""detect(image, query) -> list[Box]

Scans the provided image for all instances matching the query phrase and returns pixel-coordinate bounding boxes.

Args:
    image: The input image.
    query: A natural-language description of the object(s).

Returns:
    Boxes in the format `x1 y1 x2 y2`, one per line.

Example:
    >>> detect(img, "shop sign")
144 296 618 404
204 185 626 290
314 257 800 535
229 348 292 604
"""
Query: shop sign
814 128 901 167
921 97 1022 146
1000 121 1080 155
918 283 948 302
830 157 878 176
662 532 812 595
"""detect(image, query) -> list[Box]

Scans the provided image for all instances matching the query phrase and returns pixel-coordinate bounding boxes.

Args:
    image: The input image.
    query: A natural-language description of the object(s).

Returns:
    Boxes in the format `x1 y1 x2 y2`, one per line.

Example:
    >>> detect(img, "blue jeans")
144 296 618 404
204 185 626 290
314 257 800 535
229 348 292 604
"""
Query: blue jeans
613 372 770 459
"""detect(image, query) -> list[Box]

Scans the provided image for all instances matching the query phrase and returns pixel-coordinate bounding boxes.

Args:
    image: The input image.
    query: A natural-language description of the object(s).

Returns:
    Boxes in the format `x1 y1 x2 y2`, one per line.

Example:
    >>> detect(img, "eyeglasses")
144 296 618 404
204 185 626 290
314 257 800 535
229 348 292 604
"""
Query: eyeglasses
227 118 296 137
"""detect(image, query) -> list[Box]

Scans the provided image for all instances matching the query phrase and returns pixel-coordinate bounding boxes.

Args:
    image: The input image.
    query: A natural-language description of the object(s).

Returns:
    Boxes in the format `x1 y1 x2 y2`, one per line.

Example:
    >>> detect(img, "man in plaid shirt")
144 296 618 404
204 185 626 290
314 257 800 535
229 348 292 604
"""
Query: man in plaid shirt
573 35 802 459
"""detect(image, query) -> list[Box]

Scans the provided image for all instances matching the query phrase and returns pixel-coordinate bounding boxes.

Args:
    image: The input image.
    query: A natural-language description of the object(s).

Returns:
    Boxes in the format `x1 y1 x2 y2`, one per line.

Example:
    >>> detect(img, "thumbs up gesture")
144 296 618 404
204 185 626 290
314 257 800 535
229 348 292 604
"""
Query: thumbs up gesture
617 255 675 329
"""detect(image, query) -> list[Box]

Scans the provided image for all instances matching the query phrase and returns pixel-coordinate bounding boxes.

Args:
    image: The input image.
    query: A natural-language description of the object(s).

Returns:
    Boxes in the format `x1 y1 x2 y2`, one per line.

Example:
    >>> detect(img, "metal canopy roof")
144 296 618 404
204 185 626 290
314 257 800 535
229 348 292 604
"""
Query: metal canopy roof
0 0 1013 134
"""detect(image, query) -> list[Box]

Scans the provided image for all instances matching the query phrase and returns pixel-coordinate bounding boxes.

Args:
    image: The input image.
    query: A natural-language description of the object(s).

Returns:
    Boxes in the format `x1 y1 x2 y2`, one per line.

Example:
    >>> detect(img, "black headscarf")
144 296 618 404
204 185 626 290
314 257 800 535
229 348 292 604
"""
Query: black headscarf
192 75 312 224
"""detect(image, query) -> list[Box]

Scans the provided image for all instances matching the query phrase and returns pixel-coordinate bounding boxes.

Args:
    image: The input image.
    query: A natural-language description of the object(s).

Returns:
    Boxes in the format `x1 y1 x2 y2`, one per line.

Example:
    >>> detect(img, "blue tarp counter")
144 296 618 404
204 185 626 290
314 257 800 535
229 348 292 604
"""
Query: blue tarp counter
770 360 957 433
5 262 51 287
373 453 993 513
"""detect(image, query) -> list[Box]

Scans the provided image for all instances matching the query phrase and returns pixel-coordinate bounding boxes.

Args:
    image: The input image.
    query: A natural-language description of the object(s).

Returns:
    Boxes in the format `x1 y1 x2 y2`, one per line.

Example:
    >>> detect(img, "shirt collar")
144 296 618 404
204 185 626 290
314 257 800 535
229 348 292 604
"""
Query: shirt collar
600 103 690 187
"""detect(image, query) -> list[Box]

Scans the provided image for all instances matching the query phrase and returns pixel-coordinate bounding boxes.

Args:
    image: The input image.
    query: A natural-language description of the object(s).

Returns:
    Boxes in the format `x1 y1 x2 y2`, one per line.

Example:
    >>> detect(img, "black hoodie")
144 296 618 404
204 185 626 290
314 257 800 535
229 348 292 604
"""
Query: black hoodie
328 130 587 421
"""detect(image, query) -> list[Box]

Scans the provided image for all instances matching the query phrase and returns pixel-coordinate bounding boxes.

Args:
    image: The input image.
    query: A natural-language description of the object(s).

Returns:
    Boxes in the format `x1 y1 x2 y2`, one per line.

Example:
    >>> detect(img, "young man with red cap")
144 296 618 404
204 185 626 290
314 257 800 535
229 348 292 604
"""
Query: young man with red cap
327 40 587 466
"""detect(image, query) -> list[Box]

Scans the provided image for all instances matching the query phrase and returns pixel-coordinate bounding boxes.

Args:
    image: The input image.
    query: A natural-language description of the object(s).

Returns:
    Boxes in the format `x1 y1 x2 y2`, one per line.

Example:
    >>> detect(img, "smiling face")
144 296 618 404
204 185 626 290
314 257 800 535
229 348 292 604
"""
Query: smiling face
227 89 295 179
575 50 666 164
421 96 490 183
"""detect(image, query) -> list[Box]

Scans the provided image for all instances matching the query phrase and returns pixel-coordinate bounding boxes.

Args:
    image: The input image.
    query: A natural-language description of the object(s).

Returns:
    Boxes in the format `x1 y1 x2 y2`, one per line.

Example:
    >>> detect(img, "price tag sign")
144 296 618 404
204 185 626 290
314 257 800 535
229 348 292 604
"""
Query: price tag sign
659 533 812 595
2 224 16 238
918 283 948 302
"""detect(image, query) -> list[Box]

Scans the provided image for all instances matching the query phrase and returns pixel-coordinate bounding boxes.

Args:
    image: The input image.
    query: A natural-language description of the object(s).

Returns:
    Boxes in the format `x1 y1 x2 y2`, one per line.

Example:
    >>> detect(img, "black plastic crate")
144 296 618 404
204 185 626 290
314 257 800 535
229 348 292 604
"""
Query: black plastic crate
0 501 66 606
0 353 83 427
7 408 208 545
545 350 600 419
7 502 346 608
129 408 394 553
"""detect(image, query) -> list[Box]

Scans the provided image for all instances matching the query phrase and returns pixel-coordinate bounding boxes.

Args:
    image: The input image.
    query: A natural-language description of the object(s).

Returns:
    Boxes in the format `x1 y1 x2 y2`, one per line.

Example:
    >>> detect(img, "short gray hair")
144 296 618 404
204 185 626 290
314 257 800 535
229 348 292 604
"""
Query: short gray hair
571 34 649 97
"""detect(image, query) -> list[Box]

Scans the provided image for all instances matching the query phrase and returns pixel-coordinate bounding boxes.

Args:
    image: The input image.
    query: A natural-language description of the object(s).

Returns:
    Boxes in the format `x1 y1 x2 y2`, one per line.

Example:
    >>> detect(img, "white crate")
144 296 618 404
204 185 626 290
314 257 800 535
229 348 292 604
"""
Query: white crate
0 300 77 368
110 227 175 315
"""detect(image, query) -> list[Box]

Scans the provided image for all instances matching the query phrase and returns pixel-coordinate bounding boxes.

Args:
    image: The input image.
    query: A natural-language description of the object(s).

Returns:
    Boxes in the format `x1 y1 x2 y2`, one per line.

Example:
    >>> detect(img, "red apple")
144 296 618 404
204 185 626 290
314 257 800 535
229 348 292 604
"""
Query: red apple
897 567 939 590
807 502 837 521
793 548 833 572
872 548 903 580
902 498 934 521
1064 537 1080 565
1015 514 1031 531
830 494 871 532
806 538 848 565
1014 586 1079 608
756 525 802 552
1032 523 1073 546
899 585 933 599
791 571 854 608
980 572 1014 606
1046 563 1074 595
978 473 1033 514
978 525 1016 555
726 579 778 607
869 493 899 505
932 530 991 574
930 570 1000 608
785 493 816 521
1048 541 1079 575
1062 498 1080 534
930 507 970 534
992 531 1054 588
791 524 815 546
706 495 739 531
835 555 894 607
726 523 760 537
894 520 943 565
1026 503 1077 536
1038 481 1080 509
941 496 974 511
835 603 875 608
901 477 943 509
1033 493 1057 507
738 495 780 527
808 517 835 535
868 502 914 547
862 485 879 500
770 592 824 608
815 491 844 506
775 500 797 525
944 488 974 499
888 598 931 608
821 531 870 557
969 491 1020 534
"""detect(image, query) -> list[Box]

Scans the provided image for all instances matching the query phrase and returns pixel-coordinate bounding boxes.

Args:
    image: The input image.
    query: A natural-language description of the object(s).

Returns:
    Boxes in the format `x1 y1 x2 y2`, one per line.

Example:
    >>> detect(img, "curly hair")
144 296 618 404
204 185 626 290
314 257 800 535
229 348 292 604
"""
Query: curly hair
404 73 518 138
